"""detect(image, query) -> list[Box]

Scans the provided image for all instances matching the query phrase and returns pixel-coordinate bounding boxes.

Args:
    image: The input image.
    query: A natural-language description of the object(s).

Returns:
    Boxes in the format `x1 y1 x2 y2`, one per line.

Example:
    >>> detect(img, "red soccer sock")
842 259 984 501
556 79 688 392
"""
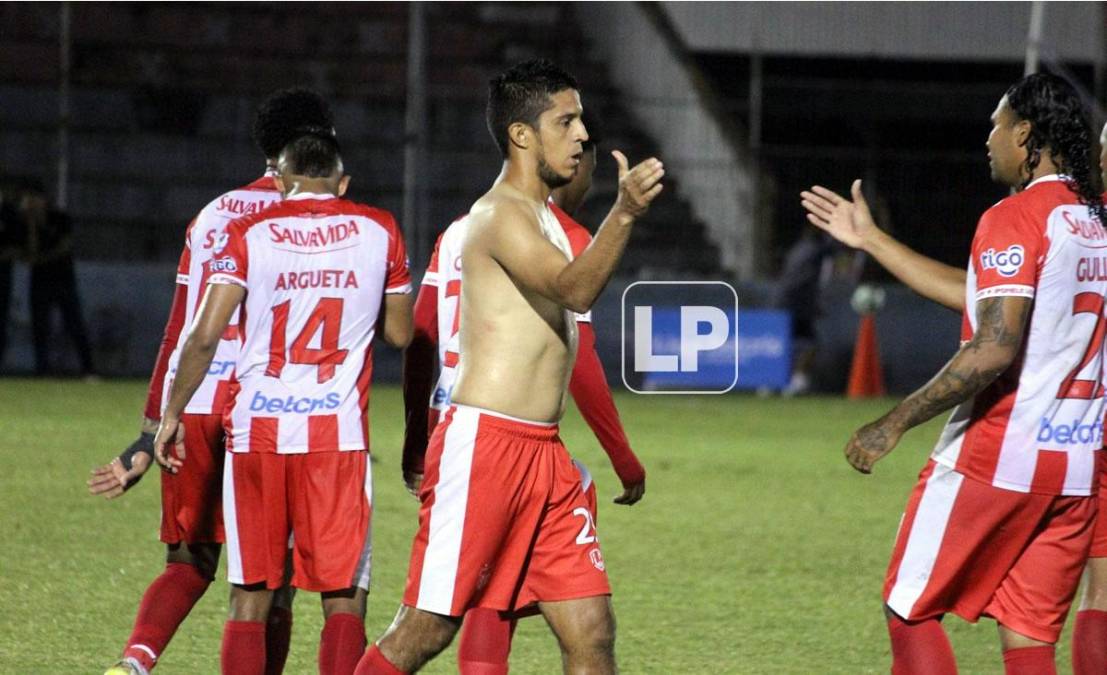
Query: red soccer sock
222 620 267 675
1074 610 1107 675
121 561 212 671
319 612 366 675
887 615 957 675
457 607 515 675
265 606 293 675
1003 645 1056 675
353 644 406 675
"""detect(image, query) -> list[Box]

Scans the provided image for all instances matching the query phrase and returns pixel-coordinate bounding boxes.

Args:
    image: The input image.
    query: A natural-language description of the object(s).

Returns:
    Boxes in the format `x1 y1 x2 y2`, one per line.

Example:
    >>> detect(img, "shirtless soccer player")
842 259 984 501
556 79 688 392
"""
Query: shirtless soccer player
401 112 647 674
90 88 334 675
155 130 413 675
800 72 1107 674
355 59 663 675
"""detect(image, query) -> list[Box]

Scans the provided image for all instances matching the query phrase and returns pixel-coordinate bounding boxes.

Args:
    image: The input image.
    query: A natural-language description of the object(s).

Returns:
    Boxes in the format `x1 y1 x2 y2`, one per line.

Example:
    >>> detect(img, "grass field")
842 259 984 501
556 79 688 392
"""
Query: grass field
0 379 1083 673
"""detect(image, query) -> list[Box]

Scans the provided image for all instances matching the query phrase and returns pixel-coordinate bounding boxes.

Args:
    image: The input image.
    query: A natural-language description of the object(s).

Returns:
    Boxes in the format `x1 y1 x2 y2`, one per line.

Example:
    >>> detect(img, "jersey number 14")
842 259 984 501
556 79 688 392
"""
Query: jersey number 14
267 297 349 384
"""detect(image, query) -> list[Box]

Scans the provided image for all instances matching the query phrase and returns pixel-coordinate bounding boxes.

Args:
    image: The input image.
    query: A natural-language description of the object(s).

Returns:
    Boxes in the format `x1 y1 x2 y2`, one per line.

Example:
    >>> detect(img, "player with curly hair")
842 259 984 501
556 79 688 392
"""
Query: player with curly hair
801 72 1106 673
90 88 335 675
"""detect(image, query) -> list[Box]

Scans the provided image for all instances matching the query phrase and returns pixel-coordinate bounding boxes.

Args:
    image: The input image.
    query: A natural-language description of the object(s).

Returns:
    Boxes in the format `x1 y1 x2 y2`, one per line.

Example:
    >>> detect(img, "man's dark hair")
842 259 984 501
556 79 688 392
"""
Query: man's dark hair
280 129 341 178
253 88 335 159
486 59 579 158
1005 72 1105 221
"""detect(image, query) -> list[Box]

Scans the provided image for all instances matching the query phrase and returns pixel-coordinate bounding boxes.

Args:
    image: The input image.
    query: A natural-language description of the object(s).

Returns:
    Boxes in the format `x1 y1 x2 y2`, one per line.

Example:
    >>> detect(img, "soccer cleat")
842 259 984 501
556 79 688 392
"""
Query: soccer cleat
104 658 149 675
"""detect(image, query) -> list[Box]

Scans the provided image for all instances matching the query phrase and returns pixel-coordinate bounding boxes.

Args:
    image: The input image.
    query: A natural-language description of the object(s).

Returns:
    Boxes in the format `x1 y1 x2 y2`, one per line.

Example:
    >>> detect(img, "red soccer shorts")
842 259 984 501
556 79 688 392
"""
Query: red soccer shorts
160 413 225 544
223 450 372 592
403 405 611 617
1089 460 1107 558
884 460 1096 643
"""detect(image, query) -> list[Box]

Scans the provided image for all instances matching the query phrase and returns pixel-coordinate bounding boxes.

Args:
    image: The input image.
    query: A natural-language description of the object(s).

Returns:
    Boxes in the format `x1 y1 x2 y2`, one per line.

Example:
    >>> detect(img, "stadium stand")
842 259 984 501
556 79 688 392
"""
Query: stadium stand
0 2 721 275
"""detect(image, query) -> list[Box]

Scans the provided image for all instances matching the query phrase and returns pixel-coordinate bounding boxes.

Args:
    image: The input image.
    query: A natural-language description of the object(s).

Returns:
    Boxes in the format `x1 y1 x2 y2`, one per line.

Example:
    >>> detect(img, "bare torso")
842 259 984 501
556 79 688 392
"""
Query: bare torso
450 184 578 422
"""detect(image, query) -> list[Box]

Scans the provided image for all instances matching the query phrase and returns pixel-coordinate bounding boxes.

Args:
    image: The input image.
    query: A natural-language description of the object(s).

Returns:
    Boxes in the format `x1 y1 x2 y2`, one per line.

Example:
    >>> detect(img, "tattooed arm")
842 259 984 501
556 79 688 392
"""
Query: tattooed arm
844 295 1032 473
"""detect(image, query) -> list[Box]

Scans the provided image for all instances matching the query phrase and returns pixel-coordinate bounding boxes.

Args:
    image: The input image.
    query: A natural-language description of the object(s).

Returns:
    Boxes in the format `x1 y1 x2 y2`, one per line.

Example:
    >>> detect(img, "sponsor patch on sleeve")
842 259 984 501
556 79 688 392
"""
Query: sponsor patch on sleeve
979 244 1025 278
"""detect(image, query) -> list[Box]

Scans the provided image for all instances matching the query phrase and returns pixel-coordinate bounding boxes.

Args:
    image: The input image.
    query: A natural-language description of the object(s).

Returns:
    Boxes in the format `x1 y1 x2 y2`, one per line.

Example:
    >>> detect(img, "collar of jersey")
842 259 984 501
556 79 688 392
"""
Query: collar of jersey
1026 173 1068 189
284 191 335 201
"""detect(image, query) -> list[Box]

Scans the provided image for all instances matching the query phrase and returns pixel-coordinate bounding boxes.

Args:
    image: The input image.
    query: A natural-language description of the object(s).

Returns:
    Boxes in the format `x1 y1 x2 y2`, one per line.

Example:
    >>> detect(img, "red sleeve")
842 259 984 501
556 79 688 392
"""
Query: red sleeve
422 232 444 288
970 198 1044 301
175 224 193 283
402 283 440 475
569 322 645 487
143 280 188 420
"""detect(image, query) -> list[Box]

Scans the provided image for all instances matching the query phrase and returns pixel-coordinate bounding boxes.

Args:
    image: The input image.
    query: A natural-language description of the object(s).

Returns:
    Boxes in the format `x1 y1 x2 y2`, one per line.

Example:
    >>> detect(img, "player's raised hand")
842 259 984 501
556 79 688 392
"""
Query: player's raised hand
800 179 879 250
611 151 664 220
154 416 186 474
88 433 155 499
613 479 645 506
843 418 902 474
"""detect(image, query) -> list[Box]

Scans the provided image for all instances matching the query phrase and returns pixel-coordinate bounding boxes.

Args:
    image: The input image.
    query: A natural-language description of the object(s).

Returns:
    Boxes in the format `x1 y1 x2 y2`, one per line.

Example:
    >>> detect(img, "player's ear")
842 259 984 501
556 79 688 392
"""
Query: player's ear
508 121 531 152
337 175 351 197
1014 119 1032 148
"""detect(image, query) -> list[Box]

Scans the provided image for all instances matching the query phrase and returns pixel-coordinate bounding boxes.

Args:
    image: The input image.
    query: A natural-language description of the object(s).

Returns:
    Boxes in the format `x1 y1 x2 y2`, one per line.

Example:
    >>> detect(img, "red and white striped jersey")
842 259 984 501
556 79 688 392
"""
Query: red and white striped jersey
208 192 412 454
164 174 281 415
931 175 1107 496
421 201 587 413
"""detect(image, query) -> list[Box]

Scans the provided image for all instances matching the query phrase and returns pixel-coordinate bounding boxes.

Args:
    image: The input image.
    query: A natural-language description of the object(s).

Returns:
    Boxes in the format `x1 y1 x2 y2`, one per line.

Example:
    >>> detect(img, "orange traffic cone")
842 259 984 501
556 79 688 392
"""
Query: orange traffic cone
847 313 885 398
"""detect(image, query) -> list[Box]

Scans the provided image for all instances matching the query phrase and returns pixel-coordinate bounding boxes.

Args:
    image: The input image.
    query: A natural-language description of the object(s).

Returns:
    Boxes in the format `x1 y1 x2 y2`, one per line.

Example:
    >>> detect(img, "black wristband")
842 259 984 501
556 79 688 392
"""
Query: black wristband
120 431 155 471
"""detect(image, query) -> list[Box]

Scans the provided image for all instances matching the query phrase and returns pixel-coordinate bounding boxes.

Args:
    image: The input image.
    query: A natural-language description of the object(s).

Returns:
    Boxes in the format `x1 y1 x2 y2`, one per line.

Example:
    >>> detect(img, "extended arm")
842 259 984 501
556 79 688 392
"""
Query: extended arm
155 283 244 472
844 295 1031 473
380 292 414 349
88 282 188 498
801 179 966 311
143 282 188 427
402 284 439 489
569 322 645 503
484 152 664 314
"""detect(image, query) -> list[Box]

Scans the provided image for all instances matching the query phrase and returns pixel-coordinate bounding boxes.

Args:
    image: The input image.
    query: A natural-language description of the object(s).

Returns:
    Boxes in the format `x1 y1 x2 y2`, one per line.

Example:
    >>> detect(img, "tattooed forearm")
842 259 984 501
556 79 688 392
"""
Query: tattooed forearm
881 296 1032 433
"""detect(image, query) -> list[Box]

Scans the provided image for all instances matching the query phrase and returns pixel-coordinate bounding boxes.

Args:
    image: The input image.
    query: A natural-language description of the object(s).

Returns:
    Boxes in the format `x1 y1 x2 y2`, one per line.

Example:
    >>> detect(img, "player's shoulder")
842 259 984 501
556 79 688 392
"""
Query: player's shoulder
197 176 282 225
469 189 539 234
334 198 401 234
979 190 1051 234
986 178 1078 220
439 213 471 245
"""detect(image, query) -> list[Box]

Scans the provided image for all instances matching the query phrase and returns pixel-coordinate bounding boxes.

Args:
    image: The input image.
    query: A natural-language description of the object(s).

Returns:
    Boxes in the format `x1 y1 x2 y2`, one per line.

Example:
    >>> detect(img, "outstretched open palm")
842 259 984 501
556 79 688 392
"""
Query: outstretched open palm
800 179 878 250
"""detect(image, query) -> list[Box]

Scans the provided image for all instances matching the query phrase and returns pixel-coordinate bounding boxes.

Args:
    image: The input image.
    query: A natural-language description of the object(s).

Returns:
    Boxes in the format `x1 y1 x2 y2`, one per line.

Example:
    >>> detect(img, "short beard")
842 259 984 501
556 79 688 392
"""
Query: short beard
537 155 572 189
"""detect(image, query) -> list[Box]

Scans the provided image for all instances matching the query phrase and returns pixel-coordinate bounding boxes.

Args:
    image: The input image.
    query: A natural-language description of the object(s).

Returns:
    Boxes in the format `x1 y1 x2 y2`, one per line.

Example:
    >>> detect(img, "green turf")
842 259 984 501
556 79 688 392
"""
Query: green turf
0 379 1082 673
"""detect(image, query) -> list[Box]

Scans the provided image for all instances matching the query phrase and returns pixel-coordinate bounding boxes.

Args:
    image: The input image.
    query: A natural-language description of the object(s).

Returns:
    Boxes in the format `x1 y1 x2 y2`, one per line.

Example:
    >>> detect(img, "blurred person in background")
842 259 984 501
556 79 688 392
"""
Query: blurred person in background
0 181 26 369
772 228 834 396
19 180 96 377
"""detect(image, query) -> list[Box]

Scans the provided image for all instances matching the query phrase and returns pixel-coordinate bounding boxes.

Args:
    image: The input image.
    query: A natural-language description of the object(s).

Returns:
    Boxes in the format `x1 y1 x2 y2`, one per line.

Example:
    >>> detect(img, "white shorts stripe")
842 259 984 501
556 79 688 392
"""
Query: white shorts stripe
223 453 244 585
886 463 964 618
352 458 373 591
415 408 479 614
572 458 593 493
